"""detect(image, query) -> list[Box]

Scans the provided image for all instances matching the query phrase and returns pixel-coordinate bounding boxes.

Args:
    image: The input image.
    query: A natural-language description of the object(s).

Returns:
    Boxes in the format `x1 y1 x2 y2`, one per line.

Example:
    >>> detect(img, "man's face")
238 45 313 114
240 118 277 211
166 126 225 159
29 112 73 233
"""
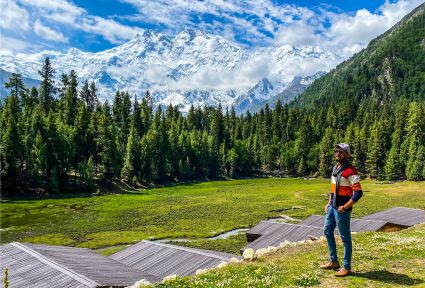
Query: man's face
334 149 347 161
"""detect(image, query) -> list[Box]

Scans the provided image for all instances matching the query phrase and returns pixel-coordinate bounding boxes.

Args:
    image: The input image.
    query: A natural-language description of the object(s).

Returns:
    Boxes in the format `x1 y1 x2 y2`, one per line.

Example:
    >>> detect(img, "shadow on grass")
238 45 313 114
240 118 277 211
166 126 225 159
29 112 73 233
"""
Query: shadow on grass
353 270 424 286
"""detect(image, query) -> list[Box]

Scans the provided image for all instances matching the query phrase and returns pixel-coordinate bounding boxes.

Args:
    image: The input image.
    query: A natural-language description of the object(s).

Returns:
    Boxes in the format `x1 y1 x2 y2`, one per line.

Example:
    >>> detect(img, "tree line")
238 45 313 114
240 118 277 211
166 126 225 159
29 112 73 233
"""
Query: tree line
1 57 425 196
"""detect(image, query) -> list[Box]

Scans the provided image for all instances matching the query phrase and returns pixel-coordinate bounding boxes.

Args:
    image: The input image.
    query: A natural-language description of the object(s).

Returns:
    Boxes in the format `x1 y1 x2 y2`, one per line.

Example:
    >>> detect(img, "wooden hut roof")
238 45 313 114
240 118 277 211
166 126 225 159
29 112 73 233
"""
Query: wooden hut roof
0 242 159 287
242 223 324 252
110 240 241 279
299 215 389 232
361 207 424 227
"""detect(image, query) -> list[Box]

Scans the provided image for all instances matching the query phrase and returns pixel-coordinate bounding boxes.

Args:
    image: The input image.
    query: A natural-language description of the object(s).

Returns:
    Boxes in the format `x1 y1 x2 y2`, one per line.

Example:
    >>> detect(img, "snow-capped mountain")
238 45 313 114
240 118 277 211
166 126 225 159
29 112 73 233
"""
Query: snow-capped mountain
234 72 326 114
0 28 342 113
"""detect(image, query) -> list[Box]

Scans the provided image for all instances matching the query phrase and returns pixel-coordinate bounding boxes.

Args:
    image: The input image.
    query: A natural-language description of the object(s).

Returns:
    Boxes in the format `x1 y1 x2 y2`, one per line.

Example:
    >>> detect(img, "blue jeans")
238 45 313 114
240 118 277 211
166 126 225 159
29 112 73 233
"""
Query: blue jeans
324 205 352 270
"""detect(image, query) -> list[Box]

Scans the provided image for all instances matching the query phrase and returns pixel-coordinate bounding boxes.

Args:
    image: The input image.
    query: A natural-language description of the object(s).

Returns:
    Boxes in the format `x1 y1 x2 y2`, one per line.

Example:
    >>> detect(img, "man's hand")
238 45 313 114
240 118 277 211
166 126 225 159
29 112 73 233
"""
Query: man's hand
325 203 329 213
337 206 345 213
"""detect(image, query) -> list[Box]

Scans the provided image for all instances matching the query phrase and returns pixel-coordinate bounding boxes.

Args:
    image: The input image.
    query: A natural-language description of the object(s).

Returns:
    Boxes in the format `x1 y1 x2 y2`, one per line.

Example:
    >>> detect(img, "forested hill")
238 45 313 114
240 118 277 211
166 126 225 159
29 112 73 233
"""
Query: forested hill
294 2 425 108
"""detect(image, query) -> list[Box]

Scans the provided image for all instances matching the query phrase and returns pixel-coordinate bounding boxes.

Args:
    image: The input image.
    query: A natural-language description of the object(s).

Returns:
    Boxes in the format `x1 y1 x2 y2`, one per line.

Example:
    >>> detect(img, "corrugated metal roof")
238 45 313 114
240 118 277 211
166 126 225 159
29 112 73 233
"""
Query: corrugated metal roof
110 240 241 279
361 207 424 227
0 242 160 288
299 215 389 232
1 243 94 288
243 207 423 252
242 223 324 252
247 220 290 237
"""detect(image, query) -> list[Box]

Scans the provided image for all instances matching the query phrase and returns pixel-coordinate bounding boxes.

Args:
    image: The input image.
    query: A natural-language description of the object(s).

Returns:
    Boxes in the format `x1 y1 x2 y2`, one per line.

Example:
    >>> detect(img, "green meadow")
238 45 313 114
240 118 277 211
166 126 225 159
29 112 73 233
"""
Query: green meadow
1 178 424 253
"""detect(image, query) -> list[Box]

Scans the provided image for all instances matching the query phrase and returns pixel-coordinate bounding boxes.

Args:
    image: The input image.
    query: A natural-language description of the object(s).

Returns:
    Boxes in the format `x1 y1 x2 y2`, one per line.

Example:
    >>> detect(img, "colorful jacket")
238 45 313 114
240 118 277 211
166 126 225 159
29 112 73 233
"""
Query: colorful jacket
330 161 363 209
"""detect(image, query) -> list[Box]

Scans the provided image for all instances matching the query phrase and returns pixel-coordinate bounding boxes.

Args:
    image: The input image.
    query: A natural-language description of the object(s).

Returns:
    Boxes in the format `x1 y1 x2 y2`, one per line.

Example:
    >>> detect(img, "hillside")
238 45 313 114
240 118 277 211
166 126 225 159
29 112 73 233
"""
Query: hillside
294 2 425 108
157 224 425 287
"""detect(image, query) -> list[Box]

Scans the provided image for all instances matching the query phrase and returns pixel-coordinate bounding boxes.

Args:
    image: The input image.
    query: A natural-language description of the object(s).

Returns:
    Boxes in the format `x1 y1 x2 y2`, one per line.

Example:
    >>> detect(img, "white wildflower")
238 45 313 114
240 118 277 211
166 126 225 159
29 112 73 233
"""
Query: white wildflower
216 261 228 269
162 274 177 283
195 268 209 275
267 246 277 252
278 242 287 248
230 257 242 263
127 279 151 288
255 248 269 257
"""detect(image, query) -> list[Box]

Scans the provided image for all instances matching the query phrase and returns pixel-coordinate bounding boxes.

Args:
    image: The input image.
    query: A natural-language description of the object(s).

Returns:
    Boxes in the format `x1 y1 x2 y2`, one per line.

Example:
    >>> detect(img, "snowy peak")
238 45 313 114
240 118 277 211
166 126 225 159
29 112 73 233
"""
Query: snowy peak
247 78 274 100
0 27 339 112
175 28 208 42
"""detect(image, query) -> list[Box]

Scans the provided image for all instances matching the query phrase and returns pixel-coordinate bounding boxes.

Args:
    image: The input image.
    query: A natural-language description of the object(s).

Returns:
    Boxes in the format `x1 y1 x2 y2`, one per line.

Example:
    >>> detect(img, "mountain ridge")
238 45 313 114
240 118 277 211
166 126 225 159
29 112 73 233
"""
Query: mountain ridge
0 28 341 112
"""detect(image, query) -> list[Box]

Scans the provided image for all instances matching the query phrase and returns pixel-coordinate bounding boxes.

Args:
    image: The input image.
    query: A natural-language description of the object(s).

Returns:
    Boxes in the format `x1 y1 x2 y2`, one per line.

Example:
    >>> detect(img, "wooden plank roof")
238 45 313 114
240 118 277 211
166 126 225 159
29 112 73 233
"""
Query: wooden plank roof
299 215 389 232
109 240 241 279
243 206 423 253
361 207 424 227
0 242 160 288
242 223 324 252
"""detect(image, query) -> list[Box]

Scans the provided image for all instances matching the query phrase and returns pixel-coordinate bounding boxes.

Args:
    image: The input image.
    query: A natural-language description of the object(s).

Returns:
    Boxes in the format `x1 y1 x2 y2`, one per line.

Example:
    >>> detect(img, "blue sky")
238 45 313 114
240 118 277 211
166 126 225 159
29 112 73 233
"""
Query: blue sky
1 0 423 56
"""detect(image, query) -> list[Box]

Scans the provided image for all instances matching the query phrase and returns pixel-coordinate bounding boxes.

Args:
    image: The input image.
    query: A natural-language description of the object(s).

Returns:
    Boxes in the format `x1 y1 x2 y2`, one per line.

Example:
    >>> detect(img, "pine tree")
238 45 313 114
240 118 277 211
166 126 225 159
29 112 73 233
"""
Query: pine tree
86 156 96 191
0 93 23 194
63 70 79 125
384 146 401 180
4 73 27 103
80 80 90 108
132 95 143 137
97 102 119 180
44 111 60 193
318 128 334 177
32 131 47 189
407 145 425 180
404 102 424 178
226 148 237 178
365 120 387 178
89 81 98 113
121 114 141 183
38 57 56 113
59 73 69 99
74 103 90 168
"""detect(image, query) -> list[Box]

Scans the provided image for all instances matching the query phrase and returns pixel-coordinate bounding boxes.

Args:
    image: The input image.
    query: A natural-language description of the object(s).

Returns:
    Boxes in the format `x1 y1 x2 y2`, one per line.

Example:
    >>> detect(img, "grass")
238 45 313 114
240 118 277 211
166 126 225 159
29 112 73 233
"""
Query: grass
157 224 425 288
1 178 424 252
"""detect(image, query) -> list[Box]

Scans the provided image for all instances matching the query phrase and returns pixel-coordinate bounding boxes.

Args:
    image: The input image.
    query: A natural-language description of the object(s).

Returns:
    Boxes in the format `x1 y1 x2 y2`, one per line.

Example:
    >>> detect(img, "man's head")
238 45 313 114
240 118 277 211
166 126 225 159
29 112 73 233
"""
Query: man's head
334 143 350 161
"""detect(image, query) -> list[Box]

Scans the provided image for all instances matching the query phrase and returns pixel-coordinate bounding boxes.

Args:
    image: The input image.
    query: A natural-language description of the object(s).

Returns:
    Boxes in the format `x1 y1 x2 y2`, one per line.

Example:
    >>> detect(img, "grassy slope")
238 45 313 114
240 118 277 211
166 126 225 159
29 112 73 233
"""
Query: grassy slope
158 224 425 288
1 179 424 251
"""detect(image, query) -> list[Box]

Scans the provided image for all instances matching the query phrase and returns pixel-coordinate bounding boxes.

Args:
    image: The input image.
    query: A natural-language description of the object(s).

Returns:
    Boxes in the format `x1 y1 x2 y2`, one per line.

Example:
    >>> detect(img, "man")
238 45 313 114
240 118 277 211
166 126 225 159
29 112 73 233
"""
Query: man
320 143 363 277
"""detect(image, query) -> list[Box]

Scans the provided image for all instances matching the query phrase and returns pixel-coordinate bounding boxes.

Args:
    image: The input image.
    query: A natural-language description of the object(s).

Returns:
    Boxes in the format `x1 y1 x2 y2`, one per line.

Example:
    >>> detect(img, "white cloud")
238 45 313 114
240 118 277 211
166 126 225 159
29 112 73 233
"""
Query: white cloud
3 0 145 50
34 19 68 42
166 55 271 91
0 0 30 31
20 0 85 17
0 35 31 54
273 0 425 57
274 21 320 47
119 0 302 46
78 16 144 44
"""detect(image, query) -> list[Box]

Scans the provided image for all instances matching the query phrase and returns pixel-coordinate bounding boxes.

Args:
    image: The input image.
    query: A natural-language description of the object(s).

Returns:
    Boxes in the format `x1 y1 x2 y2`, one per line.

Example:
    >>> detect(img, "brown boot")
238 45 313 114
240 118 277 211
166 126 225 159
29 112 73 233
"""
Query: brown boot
335 267 351 277
320 261 340 270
